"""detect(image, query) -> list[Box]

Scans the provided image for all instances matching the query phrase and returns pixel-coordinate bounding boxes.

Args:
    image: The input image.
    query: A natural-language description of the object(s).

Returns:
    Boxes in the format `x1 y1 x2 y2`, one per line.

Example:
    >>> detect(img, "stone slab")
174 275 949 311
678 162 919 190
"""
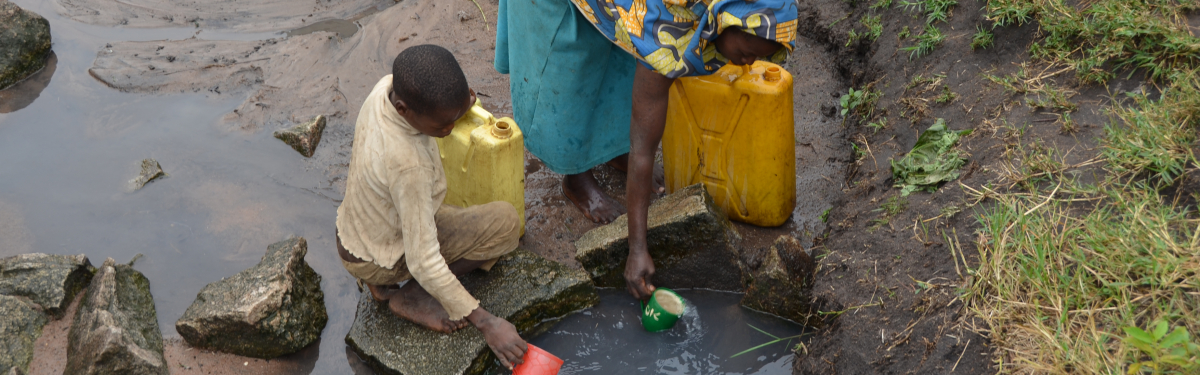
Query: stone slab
345 248 597 375
575 183 744 291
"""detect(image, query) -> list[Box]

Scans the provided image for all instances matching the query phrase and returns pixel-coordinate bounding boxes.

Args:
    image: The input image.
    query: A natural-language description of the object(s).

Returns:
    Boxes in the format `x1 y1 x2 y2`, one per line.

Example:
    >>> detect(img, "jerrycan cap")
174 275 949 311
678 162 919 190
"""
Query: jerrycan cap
491 119 513 139
764 67 782 82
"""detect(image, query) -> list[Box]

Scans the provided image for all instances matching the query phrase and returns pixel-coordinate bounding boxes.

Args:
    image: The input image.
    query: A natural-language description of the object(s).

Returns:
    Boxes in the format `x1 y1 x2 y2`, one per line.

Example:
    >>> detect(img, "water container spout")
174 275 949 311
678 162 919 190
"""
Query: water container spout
492 119 513 139
764 67 781 82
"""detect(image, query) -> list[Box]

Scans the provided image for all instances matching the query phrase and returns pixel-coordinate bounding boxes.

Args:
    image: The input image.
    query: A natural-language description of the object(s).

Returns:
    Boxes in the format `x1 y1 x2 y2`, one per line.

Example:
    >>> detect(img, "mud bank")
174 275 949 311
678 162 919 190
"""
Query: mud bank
57 0 394 32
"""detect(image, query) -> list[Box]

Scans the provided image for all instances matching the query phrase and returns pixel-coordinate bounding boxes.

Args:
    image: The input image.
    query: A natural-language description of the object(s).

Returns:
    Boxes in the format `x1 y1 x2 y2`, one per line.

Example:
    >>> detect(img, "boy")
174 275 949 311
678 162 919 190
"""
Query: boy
335 45 527 368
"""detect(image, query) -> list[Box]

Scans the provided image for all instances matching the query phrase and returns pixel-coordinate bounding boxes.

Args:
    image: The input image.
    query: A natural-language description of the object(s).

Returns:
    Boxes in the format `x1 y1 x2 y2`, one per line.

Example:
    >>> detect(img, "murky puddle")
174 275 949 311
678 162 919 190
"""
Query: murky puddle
517 289 806 375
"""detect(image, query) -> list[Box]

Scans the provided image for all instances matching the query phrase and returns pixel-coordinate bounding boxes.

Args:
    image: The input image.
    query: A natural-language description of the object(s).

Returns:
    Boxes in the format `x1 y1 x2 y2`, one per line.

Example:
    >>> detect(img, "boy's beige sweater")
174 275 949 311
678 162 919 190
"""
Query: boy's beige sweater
335 75 479 320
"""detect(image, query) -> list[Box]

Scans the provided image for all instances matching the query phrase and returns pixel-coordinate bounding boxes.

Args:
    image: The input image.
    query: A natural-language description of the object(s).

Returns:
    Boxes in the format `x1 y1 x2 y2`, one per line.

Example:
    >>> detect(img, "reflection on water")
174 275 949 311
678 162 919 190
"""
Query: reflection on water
287 19 359 38
523 289 807 375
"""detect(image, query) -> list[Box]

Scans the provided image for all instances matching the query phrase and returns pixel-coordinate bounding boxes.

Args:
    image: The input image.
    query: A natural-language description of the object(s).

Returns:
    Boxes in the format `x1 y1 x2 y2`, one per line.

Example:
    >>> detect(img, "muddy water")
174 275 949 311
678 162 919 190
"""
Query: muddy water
1 0 358 373
521 289 806 375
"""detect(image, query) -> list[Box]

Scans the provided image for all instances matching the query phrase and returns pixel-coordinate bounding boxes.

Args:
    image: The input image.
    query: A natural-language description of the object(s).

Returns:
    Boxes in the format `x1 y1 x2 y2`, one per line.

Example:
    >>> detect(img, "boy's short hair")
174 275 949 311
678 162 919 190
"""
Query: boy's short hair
391 45 470 114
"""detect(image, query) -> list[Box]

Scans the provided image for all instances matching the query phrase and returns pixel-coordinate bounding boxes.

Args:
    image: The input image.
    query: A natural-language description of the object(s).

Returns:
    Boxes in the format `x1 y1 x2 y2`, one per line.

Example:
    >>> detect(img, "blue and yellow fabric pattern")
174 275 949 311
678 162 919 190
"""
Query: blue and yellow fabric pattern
568 0 800 78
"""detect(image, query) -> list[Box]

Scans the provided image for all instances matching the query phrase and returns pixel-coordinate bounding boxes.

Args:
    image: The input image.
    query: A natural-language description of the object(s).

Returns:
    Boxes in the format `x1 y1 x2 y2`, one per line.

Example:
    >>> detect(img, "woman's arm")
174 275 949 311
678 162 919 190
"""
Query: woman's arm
625 63 675 300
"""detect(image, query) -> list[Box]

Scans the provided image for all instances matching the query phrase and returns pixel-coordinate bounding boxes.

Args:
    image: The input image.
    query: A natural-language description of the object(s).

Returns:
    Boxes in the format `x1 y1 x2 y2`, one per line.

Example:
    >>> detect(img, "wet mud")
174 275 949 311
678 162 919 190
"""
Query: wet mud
56 0 394 32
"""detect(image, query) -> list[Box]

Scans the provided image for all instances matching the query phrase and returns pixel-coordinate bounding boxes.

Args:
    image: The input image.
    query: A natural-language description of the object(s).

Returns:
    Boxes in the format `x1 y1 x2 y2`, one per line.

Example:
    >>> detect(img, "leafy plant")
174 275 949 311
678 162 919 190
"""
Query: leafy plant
871 0 893 10
891 119 972 195
840 86 883 120
970 25 994 50
1124 321 1200 374
897 26 911 39
902 24 945 59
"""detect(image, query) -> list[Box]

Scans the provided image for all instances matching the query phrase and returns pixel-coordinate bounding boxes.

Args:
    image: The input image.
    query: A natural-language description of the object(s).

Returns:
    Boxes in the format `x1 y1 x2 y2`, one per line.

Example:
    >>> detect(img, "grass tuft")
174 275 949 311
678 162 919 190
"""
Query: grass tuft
971 25 995 50
1103 71 1200 184
902 24 945 59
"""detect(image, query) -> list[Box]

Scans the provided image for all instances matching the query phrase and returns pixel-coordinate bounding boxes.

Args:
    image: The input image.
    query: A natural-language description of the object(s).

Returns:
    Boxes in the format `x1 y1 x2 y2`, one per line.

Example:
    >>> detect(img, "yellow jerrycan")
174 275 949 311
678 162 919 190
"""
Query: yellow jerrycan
663 61 795 227
436 99 526 236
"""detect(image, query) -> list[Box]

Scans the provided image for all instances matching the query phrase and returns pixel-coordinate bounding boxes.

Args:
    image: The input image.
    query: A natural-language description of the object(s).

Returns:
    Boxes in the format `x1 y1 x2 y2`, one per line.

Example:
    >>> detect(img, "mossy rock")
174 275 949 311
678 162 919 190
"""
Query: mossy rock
0 1 52 90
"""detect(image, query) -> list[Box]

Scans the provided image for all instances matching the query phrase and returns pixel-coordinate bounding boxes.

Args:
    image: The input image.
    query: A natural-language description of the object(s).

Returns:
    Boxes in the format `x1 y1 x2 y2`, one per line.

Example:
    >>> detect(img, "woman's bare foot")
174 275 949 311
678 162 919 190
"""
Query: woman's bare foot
605 154 666 193
388 282 470 333
563 171 625 224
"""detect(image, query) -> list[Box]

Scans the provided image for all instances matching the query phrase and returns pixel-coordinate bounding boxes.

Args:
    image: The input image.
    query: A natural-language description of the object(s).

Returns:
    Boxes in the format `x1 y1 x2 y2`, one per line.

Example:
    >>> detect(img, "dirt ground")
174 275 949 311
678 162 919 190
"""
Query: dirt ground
20 0 1158 372
781 0 1150 373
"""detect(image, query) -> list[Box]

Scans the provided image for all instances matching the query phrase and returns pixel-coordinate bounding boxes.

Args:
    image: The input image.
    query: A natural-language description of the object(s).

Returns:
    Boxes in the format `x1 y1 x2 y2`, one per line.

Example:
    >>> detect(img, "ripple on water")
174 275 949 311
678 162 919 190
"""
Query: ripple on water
523 289 808 375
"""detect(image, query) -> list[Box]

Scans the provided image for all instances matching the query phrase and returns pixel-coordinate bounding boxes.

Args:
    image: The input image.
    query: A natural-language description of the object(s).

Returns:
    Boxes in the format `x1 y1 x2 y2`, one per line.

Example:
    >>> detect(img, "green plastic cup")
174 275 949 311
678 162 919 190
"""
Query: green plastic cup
641 288 685 332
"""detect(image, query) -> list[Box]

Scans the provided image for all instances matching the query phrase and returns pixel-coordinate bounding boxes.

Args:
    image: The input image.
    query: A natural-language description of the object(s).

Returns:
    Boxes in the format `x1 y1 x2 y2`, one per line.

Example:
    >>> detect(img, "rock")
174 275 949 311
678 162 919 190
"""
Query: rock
128 158 166 191
575 183 744 291
740 236 819 326
273 115 326 157
0 295 48 375
0 1 51 90
176 237 327 359
346 248 597 375
0 253 94 319
66 258 167 375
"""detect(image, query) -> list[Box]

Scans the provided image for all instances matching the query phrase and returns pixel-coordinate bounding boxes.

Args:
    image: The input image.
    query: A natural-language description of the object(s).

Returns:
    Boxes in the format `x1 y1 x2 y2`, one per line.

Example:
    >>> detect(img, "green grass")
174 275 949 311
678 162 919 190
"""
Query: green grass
971 25 995 50
1103 72 1200 184
848 15 884 45
965 69 1200 374
902 24 945 59
901 0 958 24
898 25 911 39
935 85 958 103
985 0 1200 83
876 195 908 215
866 116 889 133
871 0 894 10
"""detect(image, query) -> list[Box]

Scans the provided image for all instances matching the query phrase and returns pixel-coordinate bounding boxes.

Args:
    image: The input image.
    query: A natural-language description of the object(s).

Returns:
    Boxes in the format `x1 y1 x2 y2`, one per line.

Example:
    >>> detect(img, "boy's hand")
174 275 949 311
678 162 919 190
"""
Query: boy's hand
468 307 527 369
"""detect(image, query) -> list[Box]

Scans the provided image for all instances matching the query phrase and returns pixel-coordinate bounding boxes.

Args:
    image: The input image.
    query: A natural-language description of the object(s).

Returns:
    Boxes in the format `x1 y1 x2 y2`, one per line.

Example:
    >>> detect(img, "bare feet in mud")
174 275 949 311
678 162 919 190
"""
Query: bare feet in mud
565 154 668 224
388 281 470 334
563 171 625 224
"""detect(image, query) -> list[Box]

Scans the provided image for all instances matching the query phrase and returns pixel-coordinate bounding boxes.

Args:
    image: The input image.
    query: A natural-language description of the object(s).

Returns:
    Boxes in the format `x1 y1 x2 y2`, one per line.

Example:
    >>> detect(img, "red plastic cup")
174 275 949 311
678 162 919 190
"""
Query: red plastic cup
511 344 563 375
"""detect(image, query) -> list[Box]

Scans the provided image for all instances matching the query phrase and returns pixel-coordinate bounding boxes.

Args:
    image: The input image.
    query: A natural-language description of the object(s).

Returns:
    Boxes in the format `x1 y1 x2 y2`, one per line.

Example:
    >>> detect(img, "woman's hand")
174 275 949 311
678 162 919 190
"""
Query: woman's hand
625 64 674 300
468 307 527 369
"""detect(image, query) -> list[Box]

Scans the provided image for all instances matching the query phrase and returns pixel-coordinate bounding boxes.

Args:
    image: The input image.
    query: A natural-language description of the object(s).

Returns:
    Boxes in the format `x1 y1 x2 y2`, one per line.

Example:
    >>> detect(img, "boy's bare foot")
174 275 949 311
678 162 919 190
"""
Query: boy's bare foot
366 284 400 302
563 171 625 224
604 154 666 193
389 282 469 333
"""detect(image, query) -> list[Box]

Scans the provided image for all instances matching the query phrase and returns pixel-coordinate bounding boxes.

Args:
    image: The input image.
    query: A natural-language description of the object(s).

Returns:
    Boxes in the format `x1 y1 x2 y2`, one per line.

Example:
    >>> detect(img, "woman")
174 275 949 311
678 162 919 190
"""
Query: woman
496 0 798 298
